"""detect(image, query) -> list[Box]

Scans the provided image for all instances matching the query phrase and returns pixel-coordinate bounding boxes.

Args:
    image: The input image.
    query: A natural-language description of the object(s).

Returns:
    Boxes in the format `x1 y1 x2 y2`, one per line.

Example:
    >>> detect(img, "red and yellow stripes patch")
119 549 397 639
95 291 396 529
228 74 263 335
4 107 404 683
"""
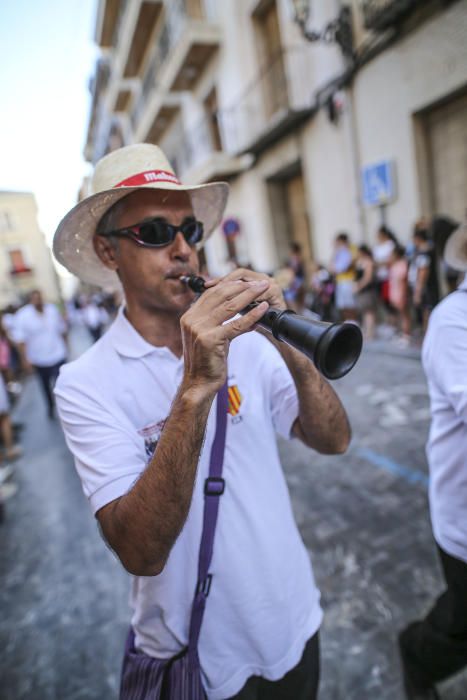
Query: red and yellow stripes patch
228 385 242 416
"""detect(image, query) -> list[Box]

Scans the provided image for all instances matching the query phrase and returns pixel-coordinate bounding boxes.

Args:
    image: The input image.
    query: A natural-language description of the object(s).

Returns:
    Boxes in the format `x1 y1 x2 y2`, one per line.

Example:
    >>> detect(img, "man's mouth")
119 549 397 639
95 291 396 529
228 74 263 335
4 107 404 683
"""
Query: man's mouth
165 270 194 281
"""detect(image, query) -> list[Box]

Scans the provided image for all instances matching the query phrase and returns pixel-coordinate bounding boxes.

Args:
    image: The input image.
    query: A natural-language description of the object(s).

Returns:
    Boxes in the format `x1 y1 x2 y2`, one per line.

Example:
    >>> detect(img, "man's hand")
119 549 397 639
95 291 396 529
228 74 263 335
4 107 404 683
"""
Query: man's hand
204 268 287 311
202 271 351 455
180 273 271 396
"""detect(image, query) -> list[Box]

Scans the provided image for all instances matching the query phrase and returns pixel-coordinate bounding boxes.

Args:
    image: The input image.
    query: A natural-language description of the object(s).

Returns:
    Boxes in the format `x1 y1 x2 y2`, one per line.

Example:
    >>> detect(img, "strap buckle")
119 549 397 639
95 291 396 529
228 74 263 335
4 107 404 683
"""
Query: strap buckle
196 574 213 597
204 477 225 496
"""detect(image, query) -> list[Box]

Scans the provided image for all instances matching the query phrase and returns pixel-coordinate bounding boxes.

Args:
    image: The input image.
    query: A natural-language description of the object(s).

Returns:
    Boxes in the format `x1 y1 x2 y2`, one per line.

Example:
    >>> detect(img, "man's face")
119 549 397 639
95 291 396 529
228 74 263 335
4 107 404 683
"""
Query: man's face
95 189 200 316
413 234 426 251
30 291 43 308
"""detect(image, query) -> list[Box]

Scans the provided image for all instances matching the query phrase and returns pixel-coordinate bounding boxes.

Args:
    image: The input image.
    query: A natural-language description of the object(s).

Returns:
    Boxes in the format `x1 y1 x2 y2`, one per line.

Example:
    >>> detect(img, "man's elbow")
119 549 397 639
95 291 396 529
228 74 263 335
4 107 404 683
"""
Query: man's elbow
332 423 351 454
315 426 351 455
332 434 350 454
118 550 167 577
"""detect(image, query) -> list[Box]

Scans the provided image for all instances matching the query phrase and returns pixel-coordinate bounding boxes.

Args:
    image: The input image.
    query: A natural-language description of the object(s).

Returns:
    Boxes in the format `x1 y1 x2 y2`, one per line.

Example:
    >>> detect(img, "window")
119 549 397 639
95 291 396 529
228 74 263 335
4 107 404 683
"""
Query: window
253 0 288 117
0 211 13 233
9 249 32 275
204 87 223 152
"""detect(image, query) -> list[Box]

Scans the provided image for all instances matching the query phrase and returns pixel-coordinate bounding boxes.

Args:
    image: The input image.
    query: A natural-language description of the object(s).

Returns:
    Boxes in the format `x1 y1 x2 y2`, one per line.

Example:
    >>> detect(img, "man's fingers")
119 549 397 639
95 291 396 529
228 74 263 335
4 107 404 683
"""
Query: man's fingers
195 279 270 321
222 301 269 340
204 268 269 288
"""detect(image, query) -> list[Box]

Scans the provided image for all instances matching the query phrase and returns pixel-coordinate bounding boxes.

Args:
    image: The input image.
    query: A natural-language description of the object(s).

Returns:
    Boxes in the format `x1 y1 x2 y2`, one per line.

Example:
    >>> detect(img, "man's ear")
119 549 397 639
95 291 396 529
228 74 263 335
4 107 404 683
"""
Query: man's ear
93 235 119 271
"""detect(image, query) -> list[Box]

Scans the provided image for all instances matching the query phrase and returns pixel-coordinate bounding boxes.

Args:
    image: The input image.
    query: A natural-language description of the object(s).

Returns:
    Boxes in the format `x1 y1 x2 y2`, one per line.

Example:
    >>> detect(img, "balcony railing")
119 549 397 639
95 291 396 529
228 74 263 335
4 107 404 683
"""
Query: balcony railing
169 117 217 178
91 58 111 100
111 0 129 47
130 2 183 127
361 0 421 31
220 46 313 155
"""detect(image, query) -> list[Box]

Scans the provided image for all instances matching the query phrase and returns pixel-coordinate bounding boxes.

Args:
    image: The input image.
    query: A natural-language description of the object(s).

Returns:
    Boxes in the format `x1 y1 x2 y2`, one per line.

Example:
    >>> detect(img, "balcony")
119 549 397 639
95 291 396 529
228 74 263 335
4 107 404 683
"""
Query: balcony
145 102 181 144
164 0 222 92
220 46 315 156
95 0 127 48
132 0 221 139
360 0 423 31
169 116 252 185
122 1 164 78
113 75 141 114
84 58 112 161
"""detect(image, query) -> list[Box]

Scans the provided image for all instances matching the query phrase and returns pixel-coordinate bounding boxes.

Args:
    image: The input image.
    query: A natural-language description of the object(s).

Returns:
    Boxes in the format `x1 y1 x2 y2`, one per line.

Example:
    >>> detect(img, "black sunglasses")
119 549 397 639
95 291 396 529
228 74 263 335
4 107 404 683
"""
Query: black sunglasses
98 216 204 248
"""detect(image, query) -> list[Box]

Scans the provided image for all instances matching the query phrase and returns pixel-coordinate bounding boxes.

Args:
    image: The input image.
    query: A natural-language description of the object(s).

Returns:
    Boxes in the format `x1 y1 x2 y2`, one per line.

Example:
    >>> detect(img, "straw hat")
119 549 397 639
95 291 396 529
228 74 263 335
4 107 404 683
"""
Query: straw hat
444 221 467 272
53 143 229 289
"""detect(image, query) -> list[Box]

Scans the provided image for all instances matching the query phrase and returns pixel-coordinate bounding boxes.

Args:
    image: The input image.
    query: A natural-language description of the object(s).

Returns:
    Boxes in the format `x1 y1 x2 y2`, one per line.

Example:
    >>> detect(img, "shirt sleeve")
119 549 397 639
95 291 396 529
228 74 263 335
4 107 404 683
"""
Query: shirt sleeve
416 254 430 269
10 313 25 343
255 334 299 440
427 318 467 422
52 305 67 334
333 249 353 274
55 371 147 515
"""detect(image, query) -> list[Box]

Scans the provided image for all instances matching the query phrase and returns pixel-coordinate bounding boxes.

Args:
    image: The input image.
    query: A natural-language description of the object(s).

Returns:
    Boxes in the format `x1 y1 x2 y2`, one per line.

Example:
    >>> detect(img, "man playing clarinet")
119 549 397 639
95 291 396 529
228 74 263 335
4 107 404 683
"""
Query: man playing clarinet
53 143 350 700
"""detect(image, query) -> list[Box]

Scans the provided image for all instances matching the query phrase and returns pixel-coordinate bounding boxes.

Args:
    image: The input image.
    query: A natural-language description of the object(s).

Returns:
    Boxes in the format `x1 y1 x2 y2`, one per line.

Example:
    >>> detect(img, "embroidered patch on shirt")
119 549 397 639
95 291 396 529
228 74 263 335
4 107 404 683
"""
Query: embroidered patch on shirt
228 385 242 416
138 419 167 460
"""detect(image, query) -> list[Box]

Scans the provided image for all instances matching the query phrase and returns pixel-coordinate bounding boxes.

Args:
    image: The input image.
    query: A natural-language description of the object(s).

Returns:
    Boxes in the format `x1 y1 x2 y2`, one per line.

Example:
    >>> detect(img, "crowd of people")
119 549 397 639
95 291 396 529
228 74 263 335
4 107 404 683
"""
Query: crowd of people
279 217 461 348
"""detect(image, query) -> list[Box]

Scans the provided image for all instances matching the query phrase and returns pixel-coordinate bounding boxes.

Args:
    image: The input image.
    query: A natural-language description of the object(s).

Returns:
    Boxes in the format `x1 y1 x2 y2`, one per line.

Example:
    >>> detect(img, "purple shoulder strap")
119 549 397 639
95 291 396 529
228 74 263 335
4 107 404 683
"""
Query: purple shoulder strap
187 381 228 668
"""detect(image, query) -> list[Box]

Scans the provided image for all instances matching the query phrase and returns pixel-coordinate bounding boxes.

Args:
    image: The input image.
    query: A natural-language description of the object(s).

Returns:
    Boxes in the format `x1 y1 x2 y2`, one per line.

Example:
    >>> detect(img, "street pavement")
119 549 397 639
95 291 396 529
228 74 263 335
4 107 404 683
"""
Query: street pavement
1 327 467 699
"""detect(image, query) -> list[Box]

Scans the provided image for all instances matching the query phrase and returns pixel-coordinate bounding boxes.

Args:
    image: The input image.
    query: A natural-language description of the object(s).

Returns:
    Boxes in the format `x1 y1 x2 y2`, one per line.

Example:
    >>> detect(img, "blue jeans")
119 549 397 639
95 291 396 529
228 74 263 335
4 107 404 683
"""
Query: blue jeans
33 361 64 415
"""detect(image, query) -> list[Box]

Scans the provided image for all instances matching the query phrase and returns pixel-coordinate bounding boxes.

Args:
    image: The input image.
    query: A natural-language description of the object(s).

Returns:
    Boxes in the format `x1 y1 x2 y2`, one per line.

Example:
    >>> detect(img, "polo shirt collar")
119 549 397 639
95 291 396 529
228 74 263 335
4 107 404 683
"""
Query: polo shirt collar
109 306 175 359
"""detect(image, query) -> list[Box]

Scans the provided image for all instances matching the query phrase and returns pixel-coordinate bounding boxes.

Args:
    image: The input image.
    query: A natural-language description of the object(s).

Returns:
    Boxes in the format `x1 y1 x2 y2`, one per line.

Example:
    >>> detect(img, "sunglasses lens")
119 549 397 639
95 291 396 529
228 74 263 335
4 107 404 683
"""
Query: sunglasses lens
138 220 172 246
131 219 204 247
181 220 204 245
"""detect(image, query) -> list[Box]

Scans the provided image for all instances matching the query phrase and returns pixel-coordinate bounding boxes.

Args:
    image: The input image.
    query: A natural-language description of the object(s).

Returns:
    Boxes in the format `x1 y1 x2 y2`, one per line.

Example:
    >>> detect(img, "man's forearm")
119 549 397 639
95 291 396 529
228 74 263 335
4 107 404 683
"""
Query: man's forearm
101 383 216 576
277 341 350 454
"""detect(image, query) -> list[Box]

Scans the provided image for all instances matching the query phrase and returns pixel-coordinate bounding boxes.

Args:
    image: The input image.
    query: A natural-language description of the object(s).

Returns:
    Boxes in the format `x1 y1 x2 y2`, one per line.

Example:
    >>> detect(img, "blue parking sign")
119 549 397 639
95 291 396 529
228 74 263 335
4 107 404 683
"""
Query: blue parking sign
361 161 396 207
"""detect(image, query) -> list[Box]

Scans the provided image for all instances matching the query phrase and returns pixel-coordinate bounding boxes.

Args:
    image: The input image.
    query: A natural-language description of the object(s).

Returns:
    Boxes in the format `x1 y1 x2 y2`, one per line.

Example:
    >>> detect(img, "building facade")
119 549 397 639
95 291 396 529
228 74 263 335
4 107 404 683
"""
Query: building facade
0 192 62 307
85 0 467 274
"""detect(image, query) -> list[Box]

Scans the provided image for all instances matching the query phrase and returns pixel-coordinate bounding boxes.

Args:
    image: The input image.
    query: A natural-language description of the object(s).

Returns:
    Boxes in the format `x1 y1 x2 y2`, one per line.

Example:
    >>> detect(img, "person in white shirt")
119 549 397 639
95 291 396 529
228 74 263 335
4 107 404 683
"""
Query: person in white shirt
14 290 67 418
398 222 467 700
52 143 351 700
82 298 109 342
372 225 398 304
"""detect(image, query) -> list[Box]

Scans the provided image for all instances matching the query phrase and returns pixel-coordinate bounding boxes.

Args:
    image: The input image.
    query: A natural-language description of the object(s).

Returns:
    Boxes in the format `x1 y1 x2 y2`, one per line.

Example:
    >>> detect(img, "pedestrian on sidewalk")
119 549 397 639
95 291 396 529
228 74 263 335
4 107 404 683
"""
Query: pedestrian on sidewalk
354 245 378 340
53 143 351 700
398 221 467 699
372 225 398 310
13 290 68 419
388 245 411 345
407 224 439 337
82 296 109 342
283 242 306 312
330 232 357 321
0 372 21 505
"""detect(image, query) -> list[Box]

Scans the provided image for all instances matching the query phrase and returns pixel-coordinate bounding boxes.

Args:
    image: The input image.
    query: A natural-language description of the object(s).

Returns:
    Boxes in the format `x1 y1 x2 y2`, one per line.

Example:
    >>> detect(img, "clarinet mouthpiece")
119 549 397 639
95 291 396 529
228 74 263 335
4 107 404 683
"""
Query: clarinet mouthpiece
180 275 206 294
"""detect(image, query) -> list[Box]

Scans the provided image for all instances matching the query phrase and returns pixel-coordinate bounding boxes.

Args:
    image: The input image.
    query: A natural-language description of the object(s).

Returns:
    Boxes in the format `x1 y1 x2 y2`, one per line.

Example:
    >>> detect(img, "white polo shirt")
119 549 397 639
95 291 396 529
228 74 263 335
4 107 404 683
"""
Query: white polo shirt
422 276 467 564
55 308 322 700
13 303 67 367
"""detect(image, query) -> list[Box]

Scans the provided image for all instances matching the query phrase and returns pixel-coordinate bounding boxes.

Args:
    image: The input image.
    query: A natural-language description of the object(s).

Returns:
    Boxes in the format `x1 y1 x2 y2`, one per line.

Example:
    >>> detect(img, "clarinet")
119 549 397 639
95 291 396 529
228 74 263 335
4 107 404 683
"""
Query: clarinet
180 275 362 380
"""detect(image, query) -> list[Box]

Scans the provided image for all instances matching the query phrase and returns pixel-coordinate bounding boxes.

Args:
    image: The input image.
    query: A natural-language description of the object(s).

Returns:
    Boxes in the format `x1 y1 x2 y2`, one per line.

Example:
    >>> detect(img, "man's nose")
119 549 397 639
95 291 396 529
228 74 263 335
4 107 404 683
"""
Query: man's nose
170 231 192 260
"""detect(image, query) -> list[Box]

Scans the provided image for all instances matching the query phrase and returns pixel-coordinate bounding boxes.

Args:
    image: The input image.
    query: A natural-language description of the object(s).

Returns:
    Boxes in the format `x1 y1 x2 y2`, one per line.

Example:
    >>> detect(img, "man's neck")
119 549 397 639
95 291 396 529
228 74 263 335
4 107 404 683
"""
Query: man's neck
124 303 184 358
